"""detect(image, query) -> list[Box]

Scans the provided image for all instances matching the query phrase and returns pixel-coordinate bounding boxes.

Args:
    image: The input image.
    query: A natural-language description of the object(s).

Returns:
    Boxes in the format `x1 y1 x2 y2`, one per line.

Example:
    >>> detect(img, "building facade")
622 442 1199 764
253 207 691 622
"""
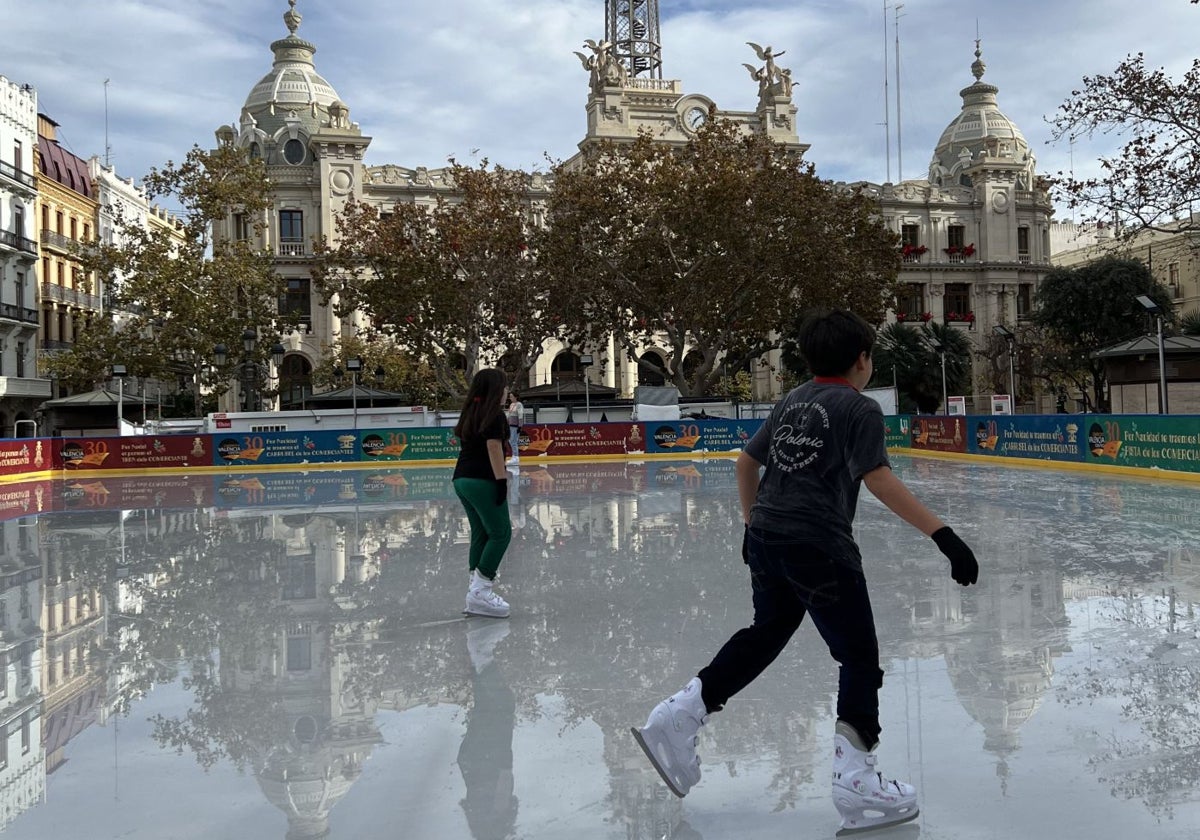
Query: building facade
0 77 44 437
35 114 100 398
213 2 811 405
840 46 1054 408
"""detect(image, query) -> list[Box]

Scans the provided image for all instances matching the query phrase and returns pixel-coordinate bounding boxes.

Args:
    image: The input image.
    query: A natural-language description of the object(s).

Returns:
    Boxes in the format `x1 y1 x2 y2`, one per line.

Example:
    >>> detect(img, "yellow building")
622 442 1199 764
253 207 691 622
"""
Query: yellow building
35 114 100 379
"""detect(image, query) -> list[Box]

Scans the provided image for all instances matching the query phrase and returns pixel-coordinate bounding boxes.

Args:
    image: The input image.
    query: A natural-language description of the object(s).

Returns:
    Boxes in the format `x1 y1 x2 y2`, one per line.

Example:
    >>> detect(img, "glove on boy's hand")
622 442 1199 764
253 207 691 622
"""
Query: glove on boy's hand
495 478 508 506
932 526 978 586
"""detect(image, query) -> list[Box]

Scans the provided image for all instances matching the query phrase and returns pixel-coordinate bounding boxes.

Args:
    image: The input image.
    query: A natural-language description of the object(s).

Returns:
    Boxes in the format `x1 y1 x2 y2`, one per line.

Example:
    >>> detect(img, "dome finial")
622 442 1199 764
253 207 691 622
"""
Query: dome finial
971 39 986 82
284 0 302 35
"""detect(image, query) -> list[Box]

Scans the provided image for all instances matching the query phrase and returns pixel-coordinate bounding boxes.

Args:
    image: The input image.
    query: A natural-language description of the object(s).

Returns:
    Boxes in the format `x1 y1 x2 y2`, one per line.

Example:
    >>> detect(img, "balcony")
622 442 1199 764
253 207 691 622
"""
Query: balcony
41 283 101 311
0 230 37 257
0 160 36 191
278 241 307 257
40 230 84 255
0 377 51 399
0 303 39 324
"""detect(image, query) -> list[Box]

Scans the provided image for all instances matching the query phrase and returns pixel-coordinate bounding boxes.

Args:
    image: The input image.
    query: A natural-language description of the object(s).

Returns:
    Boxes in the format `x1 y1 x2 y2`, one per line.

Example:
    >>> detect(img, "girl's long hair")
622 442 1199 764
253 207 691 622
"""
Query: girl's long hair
455 368 507 440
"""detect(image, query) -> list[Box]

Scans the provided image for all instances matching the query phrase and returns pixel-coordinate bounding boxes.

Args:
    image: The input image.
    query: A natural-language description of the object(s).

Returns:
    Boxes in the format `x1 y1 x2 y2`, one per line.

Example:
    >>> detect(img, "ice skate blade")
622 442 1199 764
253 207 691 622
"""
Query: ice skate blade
835 809 919 837
630 726 688 798
462 607 510 619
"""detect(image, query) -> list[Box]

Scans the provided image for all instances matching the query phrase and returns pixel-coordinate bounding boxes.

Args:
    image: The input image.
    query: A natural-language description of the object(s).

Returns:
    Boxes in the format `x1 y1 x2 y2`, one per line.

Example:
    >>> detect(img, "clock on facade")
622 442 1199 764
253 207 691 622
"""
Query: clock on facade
685 106 708 131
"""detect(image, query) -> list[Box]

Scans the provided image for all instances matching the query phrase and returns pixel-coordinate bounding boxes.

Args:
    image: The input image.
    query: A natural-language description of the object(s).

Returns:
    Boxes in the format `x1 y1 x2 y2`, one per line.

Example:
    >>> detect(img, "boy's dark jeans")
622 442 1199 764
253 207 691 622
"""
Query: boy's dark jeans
697 526 885 747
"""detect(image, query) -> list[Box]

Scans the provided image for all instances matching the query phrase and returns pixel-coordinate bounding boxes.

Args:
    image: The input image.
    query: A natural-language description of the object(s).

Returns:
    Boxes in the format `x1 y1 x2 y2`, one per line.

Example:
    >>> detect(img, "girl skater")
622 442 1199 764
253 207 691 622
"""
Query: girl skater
453 368 513 618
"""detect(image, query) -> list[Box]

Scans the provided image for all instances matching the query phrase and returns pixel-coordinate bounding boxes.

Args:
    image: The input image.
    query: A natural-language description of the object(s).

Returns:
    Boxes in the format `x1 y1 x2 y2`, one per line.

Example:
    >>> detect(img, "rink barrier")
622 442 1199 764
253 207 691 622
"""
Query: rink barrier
0 414 1197 485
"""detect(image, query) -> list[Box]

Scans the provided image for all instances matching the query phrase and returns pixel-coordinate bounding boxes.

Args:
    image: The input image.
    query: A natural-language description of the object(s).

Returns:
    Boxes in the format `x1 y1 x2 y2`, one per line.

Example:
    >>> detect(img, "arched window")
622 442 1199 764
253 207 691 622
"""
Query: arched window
283 138 305 165
248 142 261 160
279 354 313 410
551 352 583 383
637 351 667 386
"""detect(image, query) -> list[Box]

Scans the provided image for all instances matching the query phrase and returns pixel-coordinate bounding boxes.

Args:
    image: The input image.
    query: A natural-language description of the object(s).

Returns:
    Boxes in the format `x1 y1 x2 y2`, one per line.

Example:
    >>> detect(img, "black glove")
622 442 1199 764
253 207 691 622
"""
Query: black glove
495 478 508 506
741 525 749 565
932 526 978 586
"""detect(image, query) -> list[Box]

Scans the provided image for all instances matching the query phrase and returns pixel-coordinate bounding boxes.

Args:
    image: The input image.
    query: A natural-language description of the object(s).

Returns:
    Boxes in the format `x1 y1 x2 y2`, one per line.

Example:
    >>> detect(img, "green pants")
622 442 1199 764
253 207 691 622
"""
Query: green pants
453 478 512 579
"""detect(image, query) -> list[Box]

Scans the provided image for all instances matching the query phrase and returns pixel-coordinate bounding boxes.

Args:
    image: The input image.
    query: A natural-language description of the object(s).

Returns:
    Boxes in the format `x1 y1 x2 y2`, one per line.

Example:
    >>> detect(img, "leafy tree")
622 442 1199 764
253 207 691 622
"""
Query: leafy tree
1034 256 1174 410
538 120 900 397
1050 32 1200 237
310 332 442 407
869 322 971 413
314 161 565 400
48 144 289 413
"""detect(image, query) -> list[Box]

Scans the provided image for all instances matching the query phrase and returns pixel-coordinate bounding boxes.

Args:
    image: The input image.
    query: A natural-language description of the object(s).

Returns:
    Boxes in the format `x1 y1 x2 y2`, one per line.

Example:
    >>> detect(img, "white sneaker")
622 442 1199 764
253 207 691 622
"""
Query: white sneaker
832 720 919 835
631 677 709 797
464 570 510 618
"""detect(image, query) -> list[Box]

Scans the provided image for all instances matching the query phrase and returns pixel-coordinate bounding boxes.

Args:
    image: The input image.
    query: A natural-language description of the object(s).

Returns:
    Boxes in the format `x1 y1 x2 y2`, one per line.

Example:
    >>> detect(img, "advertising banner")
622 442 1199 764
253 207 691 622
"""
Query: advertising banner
55 473 214 511
359 428 459 462
518 422 645 459
642 419 762 455
212 468 457 510
1082 416 1200 474
968 416 1086 461
0 480 52 522
0 439 51 476
59 435 212 471
210 430 358 467
907 416 968 453
884 416 911 449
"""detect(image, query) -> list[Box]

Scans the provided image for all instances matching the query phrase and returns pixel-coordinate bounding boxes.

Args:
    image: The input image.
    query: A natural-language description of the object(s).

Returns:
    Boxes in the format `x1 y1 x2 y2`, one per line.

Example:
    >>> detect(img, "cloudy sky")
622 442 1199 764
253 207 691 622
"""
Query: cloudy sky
5 0 1197 196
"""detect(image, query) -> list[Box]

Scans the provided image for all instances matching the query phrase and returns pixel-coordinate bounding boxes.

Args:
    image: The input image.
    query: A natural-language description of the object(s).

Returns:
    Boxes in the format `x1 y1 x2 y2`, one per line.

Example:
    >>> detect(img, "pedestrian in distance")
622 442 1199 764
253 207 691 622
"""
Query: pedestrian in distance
453 368 514 618
505 391 525 465
632 308 979 836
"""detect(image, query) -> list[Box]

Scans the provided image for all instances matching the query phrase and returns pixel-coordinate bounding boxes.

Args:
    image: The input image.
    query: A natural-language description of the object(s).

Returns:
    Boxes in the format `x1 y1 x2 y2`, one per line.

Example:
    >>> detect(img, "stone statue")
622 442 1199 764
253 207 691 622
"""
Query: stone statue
576 38 627 94
746 42 794 104
328 100 350 130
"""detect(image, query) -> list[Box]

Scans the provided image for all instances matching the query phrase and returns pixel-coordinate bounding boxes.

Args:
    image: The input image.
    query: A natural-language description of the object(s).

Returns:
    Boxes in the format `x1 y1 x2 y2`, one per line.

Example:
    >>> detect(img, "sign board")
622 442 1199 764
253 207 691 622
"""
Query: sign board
991 394 1013 415
862 387 898 416
946 396 967 416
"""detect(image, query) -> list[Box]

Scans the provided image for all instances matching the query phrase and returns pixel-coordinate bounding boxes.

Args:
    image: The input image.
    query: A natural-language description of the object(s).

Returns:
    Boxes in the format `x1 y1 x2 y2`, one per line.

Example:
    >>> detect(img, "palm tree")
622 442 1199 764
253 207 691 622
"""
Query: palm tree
871 322 972 413
1181 308 1200 336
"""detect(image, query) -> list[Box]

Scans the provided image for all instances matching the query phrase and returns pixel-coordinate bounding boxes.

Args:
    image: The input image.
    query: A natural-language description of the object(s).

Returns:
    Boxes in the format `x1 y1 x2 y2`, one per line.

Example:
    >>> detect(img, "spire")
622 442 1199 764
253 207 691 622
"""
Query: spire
959 40 998 107
284 0 302 35
971 39 986 81
606 0 663 79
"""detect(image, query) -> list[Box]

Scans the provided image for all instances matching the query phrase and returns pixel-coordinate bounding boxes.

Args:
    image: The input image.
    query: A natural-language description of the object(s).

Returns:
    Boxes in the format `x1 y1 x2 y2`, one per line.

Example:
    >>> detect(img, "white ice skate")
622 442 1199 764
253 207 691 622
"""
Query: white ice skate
832 720 919 835
631 677 709 798
464 570 510 618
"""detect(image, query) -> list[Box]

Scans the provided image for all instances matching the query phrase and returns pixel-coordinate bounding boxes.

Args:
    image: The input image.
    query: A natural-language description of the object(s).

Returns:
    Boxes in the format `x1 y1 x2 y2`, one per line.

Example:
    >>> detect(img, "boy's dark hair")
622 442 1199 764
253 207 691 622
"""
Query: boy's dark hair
795 309 876 377
455 368 508 440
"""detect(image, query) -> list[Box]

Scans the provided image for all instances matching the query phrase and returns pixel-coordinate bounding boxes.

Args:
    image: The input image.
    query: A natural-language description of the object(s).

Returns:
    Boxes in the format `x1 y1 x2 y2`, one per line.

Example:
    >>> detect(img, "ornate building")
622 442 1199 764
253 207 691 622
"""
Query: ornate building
841 45 1054 406
0 77 44 436
214 1 807 405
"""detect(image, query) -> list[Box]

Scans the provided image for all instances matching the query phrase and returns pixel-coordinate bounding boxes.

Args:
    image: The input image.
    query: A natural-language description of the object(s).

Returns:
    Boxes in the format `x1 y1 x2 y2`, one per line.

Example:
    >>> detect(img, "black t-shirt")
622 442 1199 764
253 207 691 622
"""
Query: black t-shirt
453 414 507 481
744 380 890 570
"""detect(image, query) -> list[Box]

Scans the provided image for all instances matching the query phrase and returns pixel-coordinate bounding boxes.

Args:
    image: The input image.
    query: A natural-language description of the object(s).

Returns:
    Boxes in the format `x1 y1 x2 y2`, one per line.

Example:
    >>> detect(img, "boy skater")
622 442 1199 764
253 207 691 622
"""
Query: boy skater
632 309 979 835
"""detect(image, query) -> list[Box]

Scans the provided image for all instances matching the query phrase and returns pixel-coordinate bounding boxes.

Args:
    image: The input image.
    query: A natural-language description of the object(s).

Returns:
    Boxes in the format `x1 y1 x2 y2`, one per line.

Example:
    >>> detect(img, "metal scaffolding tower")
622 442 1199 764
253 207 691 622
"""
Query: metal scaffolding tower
606 0 662 78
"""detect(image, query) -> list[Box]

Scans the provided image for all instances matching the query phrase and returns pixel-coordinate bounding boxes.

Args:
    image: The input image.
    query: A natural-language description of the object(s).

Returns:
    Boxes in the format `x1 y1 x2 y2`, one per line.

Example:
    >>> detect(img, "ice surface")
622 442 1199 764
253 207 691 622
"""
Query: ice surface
5 456 1200 839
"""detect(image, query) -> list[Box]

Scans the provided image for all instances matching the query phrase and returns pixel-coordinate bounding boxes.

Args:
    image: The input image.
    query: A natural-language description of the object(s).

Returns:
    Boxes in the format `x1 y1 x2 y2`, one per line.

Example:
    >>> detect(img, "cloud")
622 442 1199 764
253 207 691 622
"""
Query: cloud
4 0 1196 192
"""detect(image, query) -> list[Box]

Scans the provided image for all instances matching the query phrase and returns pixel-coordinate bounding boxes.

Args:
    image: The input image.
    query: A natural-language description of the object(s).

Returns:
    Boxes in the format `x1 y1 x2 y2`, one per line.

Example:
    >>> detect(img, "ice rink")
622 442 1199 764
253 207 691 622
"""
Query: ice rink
6 455 1200 839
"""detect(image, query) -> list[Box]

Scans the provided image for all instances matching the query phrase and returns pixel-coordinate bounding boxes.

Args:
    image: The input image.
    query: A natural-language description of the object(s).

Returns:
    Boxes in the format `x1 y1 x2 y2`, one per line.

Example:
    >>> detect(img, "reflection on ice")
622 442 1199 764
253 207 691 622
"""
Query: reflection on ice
0 458 1198 838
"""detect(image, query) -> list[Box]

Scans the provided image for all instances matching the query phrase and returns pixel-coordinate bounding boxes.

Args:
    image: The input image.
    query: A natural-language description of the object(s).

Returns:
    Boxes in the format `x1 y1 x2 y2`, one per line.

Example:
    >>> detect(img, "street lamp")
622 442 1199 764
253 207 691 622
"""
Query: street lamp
346 356 363 428
1136 294 1169 414
925 336 948 415
993 324 1017 408
215 329 264 412
111 364 128 433
579 354 594 422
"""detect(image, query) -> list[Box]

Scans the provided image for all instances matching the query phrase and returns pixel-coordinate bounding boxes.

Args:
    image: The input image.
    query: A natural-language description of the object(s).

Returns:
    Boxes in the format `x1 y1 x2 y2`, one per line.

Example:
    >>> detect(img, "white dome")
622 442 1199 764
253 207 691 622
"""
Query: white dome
928 47 1035 188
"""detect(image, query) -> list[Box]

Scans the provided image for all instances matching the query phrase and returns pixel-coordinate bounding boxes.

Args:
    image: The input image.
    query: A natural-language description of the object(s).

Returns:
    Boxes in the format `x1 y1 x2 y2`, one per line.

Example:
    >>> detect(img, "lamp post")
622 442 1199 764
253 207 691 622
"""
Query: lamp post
579 354 594 422
346 356 363 428
925 336 947 415
993 324 1017 408
1136 294 1169 414
111 364 128 434
215 329 270 412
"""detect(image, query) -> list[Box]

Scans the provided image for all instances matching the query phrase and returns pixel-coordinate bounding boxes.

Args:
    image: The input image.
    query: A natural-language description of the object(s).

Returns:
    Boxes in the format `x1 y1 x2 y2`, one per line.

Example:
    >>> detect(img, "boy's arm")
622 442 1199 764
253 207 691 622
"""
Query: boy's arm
736 450 762 525
862 465 979 586
861 465 944 535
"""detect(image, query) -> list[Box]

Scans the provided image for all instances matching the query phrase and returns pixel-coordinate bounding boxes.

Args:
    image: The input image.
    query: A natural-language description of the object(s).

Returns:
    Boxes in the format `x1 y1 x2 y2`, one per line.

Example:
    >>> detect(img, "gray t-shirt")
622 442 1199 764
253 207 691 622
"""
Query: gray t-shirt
744 380 890 569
